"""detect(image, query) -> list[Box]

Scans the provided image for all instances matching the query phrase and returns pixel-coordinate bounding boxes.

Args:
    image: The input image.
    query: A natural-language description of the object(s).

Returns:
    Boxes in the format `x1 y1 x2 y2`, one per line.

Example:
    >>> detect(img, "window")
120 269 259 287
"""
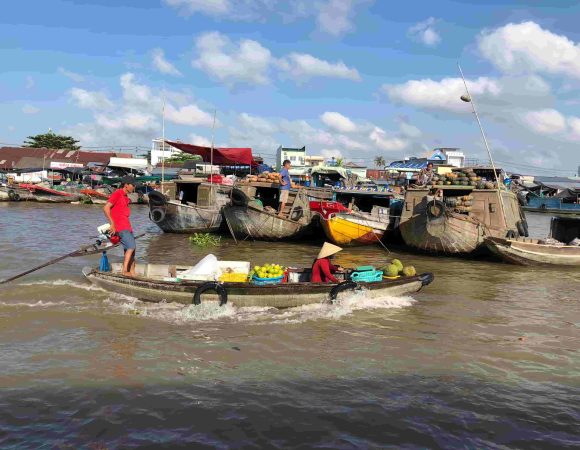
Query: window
290 156 297 161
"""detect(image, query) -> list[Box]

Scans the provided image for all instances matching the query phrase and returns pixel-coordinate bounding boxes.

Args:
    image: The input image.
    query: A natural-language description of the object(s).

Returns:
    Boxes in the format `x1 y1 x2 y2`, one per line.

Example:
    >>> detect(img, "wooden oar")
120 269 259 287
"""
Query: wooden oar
0 233 147 285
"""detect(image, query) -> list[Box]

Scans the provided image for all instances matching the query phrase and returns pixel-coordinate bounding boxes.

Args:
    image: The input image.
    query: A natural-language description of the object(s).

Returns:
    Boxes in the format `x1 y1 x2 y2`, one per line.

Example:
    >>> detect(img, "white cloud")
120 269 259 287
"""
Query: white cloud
478 21 580 79
165 104 215 127
278 53 361 81
320 148 343 160
151 48 182 76
317 0 366 37
337 134 366 150
188 133 212 147
521 109 566 135
95 111 157 132
25 76 34 89
69 88 114 110
120 73 156 108
408 17 441 47
369 126 408 151
22 105 40 114
383 77 502 113
398 121 422 138
193 32 272 87
58 67 85 83
320 111 357 133
163 0 230 16
239 113 278 134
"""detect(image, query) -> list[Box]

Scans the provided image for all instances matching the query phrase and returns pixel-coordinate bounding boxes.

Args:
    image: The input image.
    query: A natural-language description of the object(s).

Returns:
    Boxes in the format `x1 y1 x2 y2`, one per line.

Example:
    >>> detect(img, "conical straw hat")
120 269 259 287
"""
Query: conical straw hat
317 242 343 259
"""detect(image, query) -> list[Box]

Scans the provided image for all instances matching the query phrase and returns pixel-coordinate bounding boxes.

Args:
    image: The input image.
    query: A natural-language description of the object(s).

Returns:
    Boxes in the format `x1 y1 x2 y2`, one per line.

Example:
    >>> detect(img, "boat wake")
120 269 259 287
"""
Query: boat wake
105 289 417 325
0 300 71 308
17 279 107 292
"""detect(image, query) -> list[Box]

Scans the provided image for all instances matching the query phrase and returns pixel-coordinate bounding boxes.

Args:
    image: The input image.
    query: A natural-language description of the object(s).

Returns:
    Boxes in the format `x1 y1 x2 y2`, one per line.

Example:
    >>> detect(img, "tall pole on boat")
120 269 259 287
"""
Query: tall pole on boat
161 91 166 188
209 109 217 201
457 62 508 227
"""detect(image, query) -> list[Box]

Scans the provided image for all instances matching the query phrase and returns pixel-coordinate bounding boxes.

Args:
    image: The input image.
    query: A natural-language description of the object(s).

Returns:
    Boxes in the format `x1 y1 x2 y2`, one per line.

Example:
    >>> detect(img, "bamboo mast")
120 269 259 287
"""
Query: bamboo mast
161 92 166 188
458 62 508 227
209 109 217 202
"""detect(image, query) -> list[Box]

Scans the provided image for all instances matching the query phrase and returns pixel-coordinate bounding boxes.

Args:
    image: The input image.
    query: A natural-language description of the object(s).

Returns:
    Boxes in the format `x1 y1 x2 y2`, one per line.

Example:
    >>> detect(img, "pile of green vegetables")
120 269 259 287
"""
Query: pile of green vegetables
189 233 221 247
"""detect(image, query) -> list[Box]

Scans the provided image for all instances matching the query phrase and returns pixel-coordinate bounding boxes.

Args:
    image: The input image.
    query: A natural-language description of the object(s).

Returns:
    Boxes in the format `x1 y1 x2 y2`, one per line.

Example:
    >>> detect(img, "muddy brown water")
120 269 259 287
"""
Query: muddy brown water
0 203 578 449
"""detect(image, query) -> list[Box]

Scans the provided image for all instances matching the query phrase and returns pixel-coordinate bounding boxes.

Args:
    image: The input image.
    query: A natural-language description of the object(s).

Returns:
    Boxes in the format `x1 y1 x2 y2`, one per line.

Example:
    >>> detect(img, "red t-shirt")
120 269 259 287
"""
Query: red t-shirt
311 258 339 283
108 189 132 232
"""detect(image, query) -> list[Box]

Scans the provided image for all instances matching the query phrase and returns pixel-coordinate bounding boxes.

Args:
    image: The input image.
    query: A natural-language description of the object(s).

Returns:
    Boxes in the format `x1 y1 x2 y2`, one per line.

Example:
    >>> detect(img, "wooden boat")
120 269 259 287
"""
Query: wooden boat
222 185 313 241
321 191 403 246
0 183 80 202
148 180 232 234
399 168 526 254
82 263 435 308
485 216 580 265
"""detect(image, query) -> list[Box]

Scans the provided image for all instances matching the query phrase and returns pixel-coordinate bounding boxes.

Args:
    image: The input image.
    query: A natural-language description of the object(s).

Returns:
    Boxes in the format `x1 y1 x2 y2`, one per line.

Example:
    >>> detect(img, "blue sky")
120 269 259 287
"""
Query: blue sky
1 0 580 174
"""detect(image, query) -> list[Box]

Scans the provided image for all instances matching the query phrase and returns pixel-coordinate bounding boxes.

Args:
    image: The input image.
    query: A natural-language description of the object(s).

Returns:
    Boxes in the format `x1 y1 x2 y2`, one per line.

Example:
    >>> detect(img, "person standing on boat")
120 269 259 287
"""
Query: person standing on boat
311 242 344 283
417 162 434 186
103 176 137 277
278 159 292 216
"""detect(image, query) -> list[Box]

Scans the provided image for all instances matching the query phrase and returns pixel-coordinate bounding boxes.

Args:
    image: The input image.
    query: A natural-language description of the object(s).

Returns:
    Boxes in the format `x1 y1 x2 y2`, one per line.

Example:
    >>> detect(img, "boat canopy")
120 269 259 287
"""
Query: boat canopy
310 166 349 179
108 157 149 170
166 140 255 166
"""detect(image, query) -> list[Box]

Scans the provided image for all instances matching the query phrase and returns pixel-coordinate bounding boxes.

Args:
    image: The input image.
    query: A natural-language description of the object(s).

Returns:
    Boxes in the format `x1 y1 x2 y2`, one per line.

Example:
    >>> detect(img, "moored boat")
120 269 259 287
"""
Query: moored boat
399 167 526 254
83 263 435 308
148 180 232 234
223 185 313 241
0 183 81 202
485 216 580 266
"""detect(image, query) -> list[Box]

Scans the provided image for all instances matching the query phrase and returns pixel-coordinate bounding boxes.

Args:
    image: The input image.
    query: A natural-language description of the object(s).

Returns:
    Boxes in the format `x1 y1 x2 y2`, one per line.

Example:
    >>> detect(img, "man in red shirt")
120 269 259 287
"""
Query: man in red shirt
103 176 137 276
311 242 344 283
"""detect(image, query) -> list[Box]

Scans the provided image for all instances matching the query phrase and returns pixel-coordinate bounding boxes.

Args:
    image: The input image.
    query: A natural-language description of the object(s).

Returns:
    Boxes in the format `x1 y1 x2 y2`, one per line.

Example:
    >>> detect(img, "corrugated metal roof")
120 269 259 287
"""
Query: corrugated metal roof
388 160 428 169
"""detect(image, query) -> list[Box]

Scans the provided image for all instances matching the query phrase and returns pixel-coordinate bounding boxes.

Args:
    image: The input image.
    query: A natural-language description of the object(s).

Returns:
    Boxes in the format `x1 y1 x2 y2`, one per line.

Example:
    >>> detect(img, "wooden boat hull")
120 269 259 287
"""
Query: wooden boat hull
321 213 387 246
485 237 580 266
0 185 80 202
151 200 224 234
82 266 434 308
223 205 312 241
399 211 485 254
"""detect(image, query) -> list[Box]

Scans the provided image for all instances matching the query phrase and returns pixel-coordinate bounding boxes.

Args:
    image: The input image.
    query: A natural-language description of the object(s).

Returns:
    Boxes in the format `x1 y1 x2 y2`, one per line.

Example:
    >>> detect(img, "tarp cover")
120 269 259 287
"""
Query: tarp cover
166 140 255 166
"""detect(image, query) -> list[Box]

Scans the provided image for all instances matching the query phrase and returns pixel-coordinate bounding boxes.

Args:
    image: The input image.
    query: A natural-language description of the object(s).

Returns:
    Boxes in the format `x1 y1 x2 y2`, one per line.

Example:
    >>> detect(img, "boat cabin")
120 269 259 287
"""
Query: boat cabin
550 216 580 243
236 182 310 222
167 179 231 208
401 185 522 232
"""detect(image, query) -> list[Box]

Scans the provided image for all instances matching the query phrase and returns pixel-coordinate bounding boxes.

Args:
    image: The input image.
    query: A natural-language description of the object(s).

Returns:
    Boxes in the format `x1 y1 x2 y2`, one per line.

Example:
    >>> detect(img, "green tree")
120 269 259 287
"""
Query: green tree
335 157 344 167
164 152 202 163
23 129 80 150
374 155 386 168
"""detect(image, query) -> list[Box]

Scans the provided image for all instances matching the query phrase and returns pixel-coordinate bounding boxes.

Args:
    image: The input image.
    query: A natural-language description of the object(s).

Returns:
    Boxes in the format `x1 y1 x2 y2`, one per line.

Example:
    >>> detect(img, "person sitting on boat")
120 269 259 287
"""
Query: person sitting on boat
311 242 344 283
278 159 292 217
103 176 137 277
417 163 434 186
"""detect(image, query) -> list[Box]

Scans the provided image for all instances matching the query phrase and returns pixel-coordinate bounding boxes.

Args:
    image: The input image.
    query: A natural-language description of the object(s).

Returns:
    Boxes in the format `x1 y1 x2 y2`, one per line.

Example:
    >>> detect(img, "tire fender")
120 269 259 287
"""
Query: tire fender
506 229 517 239
8 190 21 201
147 190 167 208
231 189 249 207
193 282 228 306
426 200 446 220
150 208 166 223
516 221 526 237
329 281 359 303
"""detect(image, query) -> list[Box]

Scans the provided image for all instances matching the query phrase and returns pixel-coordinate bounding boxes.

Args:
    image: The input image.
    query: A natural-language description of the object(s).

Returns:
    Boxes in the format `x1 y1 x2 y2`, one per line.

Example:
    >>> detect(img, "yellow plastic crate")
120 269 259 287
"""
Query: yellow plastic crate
218 273 249 283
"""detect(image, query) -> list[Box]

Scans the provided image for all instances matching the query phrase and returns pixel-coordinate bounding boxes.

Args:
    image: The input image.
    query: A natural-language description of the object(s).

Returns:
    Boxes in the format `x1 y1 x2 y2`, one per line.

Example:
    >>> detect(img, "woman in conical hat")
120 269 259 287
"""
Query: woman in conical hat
311 242 343 283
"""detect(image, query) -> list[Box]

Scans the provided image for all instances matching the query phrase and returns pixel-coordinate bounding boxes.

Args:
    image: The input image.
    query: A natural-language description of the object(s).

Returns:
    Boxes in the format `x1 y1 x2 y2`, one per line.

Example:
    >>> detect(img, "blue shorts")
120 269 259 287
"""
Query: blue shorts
118 230 136 251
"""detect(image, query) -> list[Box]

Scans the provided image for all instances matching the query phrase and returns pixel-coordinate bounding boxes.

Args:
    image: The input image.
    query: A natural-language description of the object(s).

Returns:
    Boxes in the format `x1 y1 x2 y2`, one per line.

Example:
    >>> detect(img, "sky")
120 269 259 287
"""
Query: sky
1 0 580 175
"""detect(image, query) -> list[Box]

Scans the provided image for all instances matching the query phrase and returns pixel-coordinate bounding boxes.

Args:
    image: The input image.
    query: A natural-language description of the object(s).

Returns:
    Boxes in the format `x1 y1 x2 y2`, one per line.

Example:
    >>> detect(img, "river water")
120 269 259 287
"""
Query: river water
0 203 578 449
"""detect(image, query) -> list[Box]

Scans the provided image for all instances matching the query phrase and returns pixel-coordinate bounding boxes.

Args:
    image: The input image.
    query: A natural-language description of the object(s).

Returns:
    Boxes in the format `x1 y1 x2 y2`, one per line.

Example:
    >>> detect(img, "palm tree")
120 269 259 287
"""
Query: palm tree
335 157 344 167
374 155 386 168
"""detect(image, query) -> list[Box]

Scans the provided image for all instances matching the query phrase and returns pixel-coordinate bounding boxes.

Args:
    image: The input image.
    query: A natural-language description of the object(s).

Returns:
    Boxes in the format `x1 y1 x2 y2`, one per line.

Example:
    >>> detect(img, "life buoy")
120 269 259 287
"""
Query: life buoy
150 208 166 223
426 200 446 220
147 190 167 208
8 190 20 201
231 189 249 207
329 281 359 302
193 282 228 306
506 229 517 239
516 220 526 237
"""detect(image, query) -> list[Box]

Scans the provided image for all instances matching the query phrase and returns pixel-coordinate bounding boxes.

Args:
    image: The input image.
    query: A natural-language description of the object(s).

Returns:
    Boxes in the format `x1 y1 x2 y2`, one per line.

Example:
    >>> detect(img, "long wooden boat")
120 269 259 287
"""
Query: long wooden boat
148 181 232 234
83 264 434 308
485 216 580 265
0 183 81 203
485 237 580 266
223 186 313 241
399 168 526 254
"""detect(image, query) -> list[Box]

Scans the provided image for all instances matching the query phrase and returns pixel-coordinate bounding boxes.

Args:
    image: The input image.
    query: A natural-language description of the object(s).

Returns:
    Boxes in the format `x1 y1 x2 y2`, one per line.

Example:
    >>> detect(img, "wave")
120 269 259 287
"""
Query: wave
0 300 71 308
104 289 416 325
17 279 107 292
